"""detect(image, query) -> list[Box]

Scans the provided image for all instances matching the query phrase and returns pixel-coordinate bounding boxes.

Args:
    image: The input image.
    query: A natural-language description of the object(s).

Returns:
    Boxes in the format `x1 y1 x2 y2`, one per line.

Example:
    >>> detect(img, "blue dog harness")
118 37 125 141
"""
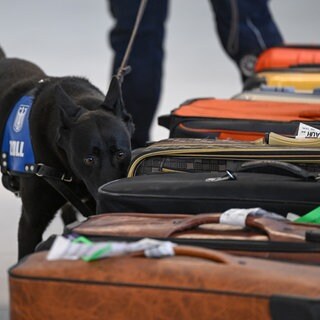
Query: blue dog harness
0 83 93 216
1 92 36 174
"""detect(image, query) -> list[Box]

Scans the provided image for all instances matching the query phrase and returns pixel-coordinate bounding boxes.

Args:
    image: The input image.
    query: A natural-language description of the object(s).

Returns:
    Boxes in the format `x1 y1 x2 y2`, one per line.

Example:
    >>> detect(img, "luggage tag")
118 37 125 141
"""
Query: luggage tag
295 206 320 224
47 236 176 262
262 131 320 147
219 207 284 227
296 123 320 139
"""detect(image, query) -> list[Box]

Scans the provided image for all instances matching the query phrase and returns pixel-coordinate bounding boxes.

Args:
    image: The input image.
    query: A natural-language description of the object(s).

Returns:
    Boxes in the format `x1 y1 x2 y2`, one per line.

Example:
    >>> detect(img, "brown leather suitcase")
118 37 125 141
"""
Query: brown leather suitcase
66 211 320 264
9 246 320 320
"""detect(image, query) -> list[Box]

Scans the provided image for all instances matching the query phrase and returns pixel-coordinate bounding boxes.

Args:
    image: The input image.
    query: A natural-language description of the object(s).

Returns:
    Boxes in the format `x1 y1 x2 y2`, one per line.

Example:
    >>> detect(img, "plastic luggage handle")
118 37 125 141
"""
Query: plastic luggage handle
289 63 320 69
239 160 317 180
242 75 266 91
158 114 171 129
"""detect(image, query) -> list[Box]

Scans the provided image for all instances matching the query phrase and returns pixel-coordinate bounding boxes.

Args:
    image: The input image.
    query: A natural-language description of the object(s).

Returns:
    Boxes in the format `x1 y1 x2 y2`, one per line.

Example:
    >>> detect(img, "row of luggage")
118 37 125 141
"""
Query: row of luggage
248 45 320 91
9 45 320 319
158 45 320 141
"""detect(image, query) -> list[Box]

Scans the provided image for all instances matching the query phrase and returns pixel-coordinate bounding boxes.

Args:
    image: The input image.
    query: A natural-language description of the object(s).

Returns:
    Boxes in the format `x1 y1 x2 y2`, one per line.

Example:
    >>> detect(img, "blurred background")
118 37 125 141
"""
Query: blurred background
0 0 320 318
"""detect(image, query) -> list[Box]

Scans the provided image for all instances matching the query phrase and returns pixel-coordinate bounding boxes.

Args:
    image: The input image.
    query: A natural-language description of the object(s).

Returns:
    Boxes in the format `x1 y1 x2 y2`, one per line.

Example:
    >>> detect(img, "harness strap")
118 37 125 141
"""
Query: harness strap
33 163 73 182
30 163 93 217
42 177 93 217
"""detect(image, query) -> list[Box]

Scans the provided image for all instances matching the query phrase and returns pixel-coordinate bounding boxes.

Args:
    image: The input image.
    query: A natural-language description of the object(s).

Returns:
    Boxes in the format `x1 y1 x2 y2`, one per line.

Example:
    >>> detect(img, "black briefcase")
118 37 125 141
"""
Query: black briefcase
97 161 320 216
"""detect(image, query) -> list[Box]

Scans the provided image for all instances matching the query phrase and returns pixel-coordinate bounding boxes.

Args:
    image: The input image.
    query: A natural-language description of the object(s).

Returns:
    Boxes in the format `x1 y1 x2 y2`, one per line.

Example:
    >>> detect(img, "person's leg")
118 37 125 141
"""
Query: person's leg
108 0 169 148
209 0 283 82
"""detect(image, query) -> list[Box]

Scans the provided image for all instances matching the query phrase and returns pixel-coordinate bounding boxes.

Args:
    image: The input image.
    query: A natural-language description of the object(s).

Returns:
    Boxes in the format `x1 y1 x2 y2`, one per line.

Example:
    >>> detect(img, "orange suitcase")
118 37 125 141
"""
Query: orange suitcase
158 98 320 141
255 45 320 72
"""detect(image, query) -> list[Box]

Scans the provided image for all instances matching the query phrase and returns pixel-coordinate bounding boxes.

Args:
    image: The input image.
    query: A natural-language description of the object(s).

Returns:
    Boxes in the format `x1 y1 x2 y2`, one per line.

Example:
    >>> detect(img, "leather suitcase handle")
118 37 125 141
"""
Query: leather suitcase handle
174 246 230 263
174 246 231 263
169 213 307 242
170 213 265 236
134 245 231 264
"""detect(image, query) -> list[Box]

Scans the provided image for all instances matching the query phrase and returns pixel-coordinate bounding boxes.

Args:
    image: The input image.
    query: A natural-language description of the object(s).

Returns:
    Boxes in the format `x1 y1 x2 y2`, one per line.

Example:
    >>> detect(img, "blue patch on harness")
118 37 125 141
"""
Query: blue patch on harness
2 95 35 173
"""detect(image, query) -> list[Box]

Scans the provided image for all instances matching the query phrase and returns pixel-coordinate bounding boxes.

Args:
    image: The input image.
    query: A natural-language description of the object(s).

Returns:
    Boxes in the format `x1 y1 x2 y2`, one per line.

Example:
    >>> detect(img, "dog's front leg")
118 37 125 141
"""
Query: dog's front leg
18 177 66 260
18 206 49 260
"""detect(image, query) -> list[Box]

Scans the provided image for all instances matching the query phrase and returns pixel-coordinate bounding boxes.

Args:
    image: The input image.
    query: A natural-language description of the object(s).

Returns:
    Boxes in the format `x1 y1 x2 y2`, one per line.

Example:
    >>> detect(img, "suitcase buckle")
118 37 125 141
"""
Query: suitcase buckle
205 170 236 182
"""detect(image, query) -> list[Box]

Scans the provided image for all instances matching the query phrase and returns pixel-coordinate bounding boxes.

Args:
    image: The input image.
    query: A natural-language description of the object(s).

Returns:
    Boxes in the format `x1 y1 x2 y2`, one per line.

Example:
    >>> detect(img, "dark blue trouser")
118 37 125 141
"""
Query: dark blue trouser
108 0 283 148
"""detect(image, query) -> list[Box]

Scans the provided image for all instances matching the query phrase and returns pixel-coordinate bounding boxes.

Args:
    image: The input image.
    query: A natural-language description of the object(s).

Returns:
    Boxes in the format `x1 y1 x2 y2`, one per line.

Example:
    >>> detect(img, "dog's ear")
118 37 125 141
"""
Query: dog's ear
55 85 86 128
122 108 135 136
101 76 135 136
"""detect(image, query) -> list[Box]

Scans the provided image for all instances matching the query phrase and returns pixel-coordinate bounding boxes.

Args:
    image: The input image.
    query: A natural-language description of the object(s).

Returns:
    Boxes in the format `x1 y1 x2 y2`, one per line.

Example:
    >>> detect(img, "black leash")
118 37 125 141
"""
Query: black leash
116 0 149 83
102 0 149 114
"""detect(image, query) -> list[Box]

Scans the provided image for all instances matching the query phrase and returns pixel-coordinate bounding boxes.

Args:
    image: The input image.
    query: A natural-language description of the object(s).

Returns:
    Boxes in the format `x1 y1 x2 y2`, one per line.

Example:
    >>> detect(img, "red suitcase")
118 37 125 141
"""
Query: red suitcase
9 246 320 320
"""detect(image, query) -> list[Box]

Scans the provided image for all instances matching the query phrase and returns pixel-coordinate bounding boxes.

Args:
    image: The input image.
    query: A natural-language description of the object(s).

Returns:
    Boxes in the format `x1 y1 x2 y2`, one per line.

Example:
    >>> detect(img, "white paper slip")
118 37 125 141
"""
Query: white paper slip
219 208 258 227
47 236 176 261
219 207 284 227
296 123 320 139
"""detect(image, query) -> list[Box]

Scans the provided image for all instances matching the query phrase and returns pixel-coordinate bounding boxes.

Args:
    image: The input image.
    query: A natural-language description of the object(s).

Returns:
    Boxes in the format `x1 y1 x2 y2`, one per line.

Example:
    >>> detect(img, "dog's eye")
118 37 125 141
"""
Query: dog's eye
84 156 95 166
110 146 127 162
115 150 126 161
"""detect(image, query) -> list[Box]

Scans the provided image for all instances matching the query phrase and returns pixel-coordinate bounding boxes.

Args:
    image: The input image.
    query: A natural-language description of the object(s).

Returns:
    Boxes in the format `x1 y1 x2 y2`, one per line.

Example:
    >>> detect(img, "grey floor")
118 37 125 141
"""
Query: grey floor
0 0 320 319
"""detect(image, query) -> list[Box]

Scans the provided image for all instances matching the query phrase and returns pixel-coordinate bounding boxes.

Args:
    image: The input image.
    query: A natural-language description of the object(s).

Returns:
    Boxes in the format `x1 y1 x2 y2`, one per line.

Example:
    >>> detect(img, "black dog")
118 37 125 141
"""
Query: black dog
0 50 134 259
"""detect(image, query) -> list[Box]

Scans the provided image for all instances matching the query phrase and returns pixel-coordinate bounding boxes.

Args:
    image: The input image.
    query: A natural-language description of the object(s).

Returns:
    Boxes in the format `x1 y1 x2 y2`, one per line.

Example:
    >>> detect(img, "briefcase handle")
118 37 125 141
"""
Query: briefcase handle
239 160 317 180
